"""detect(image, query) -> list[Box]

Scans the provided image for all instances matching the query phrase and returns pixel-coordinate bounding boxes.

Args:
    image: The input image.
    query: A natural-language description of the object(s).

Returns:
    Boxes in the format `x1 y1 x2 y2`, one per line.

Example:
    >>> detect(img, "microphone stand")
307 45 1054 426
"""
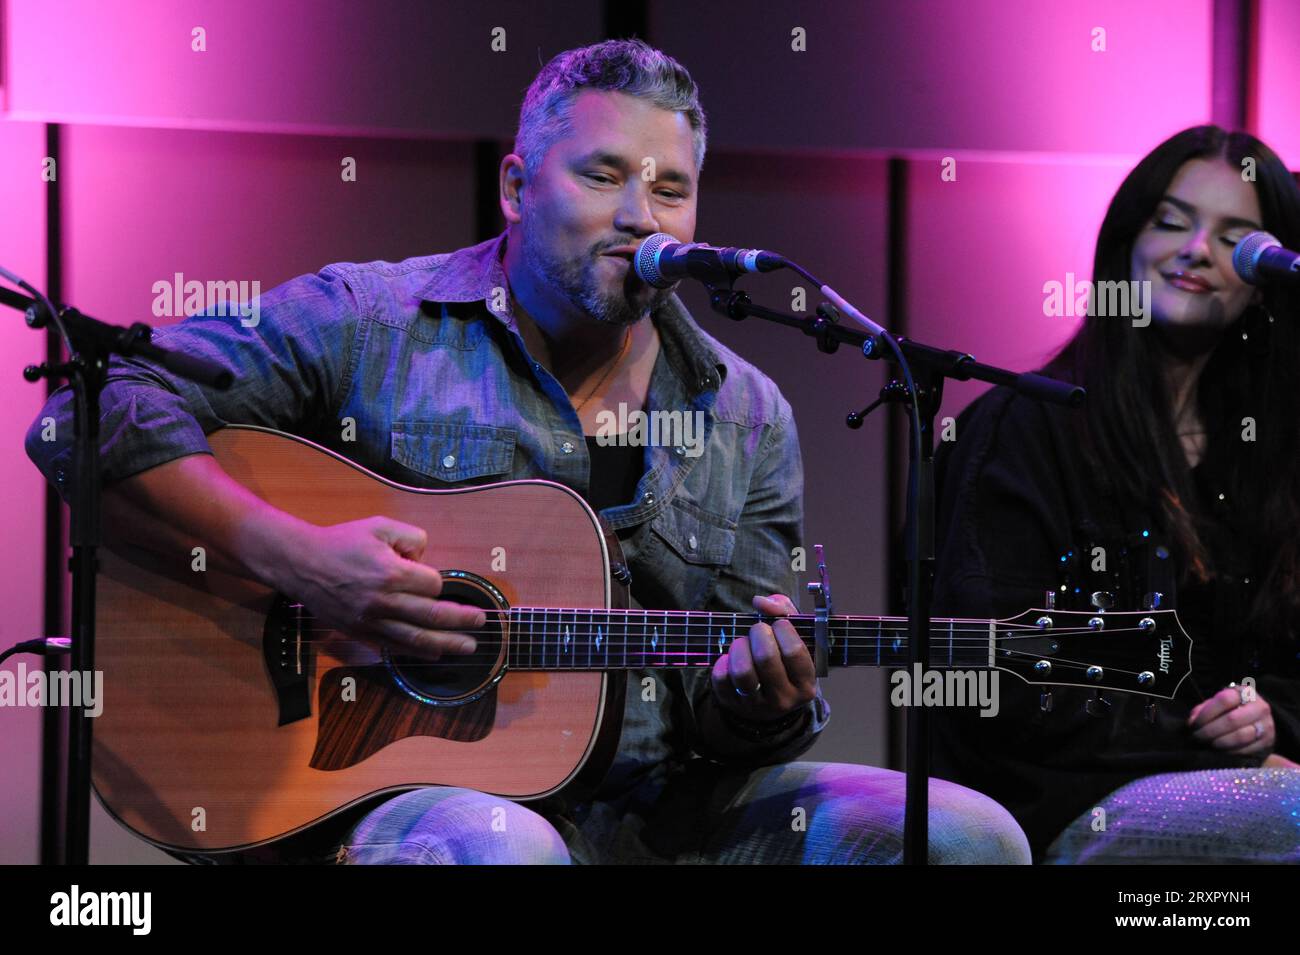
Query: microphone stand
705 280 1083 864
2 282 232 864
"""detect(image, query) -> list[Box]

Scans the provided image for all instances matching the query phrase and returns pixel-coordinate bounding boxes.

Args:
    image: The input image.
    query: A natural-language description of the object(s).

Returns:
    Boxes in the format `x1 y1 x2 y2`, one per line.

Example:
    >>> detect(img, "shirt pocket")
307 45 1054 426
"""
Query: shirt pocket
390 421 516 484
648 500 737 567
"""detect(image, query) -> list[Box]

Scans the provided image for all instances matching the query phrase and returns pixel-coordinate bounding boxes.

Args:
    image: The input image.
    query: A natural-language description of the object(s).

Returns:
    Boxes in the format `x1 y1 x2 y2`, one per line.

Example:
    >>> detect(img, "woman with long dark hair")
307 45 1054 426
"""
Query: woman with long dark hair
932 125 1300 863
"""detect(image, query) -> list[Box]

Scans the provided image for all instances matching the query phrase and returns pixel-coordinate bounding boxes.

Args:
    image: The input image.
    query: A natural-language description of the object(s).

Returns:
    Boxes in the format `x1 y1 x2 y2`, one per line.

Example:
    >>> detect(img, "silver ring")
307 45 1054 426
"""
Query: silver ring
734 682 761 698
1254 720 1264 740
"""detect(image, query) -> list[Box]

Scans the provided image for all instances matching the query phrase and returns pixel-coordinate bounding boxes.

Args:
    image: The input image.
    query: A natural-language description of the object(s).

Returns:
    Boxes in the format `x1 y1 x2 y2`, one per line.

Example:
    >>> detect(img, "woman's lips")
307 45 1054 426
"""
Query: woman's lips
1162 271 1214 293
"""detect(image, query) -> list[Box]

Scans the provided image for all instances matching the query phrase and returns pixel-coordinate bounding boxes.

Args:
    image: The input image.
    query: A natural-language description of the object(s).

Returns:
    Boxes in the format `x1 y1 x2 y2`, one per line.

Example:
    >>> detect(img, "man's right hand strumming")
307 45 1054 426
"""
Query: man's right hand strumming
101 453 482 662
275 516 483 661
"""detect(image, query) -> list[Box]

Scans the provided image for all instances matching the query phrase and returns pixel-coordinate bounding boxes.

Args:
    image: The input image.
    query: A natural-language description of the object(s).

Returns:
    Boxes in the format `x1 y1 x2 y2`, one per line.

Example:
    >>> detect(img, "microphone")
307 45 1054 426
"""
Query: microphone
633 233 785 289
1233 231 1300 286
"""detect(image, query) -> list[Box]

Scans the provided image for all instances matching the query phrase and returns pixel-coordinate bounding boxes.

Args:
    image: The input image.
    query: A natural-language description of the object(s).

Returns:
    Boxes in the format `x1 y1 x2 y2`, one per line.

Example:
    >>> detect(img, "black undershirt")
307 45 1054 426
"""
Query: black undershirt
584 435 644 512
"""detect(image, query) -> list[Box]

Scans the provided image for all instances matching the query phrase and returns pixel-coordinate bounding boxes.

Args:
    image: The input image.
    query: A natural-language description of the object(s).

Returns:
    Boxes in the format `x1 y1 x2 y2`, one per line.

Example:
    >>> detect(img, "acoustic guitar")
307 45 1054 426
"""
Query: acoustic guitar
91 425 1193 853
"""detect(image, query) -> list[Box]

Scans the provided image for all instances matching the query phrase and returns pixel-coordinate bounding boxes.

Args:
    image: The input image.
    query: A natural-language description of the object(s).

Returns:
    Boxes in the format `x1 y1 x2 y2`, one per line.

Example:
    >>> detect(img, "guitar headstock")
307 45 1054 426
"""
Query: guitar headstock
992 607 1192 700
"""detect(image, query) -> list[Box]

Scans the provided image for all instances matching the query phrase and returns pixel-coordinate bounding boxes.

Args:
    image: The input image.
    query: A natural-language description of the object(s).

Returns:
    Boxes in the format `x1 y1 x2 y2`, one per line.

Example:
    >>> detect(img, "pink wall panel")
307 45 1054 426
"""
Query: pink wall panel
905 155 1134 418
0 118 50 865
654 0 1213 156
1255 0 1300 170
5 0 601 138
64 124 477 330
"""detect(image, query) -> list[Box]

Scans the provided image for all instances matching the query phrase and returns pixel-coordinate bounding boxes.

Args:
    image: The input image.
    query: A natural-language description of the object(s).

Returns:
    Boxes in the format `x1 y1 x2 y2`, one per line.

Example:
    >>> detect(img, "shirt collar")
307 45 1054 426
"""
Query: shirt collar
413 231 511 306
416 230 727 396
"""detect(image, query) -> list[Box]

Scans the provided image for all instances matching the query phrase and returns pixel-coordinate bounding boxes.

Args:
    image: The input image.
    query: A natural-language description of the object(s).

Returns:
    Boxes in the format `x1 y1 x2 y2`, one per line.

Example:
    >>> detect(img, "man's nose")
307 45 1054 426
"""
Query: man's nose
614 182 661 235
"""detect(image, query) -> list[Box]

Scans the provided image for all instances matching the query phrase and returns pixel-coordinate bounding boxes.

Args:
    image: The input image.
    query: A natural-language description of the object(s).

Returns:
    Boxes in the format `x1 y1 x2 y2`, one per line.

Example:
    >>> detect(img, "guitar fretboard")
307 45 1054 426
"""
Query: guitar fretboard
505 608 994 670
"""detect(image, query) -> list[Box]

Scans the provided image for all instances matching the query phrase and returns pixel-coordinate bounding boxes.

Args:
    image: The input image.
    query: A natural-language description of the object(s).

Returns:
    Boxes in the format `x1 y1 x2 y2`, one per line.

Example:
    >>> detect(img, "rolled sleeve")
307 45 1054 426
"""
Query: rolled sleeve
25 266 364 503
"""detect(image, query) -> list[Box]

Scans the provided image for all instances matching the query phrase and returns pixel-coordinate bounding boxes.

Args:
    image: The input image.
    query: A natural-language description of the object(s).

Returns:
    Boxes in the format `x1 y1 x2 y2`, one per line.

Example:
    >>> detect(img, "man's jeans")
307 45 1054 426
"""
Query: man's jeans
332 761 1031 865
1044 767 1300 864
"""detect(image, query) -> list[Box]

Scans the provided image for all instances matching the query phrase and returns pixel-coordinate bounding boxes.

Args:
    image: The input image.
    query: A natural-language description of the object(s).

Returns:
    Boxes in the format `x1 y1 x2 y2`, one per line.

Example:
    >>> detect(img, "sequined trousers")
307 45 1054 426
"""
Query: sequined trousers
1044 768 1300 864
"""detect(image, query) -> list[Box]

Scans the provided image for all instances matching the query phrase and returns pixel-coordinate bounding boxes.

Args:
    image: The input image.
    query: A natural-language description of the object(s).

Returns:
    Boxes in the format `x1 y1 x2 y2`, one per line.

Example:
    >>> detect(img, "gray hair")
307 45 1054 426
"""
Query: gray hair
513 38 708 183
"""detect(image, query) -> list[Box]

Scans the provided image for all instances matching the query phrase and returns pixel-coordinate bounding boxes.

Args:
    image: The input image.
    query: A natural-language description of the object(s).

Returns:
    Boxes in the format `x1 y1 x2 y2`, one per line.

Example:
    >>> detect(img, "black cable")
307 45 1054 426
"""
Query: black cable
0 637 72 666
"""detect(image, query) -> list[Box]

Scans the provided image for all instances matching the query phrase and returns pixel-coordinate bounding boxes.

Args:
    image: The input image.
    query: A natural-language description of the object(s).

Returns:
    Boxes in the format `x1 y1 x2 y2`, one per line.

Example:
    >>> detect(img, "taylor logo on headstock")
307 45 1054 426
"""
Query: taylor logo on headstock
1158 636 1173 675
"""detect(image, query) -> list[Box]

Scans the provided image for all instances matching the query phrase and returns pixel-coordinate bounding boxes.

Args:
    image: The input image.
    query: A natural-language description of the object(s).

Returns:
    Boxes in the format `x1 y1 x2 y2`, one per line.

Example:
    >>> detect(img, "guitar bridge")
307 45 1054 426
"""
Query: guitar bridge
263 594 311 725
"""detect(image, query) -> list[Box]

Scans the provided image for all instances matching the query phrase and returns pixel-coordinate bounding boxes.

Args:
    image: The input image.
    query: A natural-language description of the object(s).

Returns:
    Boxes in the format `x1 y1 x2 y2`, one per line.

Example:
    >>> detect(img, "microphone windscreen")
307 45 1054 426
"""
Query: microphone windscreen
1233 231 1282 285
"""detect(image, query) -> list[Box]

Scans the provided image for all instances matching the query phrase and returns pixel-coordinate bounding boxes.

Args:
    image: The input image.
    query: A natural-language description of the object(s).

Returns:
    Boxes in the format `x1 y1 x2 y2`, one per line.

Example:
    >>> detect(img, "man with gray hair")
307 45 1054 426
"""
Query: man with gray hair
28 38 1030 864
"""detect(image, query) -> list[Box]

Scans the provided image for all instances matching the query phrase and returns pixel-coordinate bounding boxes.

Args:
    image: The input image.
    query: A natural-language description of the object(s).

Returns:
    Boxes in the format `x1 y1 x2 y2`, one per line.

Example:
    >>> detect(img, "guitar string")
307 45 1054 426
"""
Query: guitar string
294 606 1158 629
287 607 1152 630
311 608 1094 627
292 623 1160 641
279 613 1173 677
441 613 1133 628
297 609 1164 628
274 642 1165 679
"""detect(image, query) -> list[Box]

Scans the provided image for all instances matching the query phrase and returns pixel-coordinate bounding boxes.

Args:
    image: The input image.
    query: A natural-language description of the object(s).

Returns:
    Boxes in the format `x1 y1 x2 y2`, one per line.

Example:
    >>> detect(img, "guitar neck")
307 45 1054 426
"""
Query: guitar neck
504 608 993 671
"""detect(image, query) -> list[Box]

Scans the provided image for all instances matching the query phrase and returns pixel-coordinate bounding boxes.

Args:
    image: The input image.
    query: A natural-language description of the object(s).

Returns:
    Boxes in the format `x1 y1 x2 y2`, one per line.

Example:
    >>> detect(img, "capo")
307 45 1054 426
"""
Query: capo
807 544 832 678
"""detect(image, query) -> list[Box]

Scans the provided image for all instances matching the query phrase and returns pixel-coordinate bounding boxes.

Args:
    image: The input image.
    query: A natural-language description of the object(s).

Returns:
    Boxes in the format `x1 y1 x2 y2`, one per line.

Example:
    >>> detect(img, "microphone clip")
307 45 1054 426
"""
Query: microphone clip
813 302 842 354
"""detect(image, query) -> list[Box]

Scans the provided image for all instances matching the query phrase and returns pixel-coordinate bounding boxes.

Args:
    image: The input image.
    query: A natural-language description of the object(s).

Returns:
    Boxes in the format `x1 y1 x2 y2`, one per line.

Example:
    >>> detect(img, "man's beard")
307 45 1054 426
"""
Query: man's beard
521 226 672 327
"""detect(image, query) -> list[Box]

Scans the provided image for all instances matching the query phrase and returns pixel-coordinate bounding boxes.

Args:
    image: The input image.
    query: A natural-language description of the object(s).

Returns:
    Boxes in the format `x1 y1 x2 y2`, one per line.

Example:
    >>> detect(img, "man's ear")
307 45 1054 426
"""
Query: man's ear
500 154 527 225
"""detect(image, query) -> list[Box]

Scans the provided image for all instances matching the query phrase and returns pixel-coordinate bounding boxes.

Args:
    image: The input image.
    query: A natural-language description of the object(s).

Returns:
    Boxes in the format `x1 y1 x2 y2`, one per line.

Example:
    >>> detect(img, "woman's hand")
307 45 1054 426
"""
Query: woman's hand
1188 684 1275 755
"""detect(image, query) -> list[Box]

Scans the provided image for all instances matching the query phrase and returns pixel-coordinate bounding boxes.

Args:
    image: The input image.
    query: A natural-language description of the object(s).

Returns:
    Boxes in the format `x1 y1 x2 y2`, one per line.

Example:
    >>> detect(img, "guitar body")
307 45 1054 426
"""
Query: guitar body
92 425 623 854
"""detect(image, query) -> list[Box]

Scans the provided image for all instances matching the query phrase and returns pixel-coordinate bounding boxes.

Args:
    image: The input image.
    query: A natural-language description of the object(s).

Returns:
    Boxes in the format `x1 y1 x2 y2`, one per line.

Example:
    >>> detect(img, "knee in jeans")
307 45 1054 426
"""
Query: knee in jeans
438 806 571 865
927 780 1031 865
340 789 571 865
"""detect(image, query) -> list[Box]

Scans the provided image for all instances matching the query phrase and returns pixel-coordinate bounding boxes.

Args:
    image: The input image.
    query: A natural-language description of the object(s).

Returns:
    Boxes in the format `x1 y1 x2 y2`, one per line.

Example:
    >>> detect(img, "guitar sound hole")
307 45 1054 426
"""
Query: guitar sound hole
383 573 507 705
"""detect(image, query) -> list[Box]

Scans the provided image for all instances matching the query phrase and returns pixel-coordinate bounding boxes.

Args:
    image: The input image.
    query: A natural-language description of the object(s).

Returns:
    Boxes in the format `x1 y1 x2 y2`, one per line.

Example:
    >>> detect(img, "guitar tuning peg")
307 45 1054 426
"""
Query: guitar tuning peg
1089 591 1115 612
1145 700 1158 724
1085 690 1111 717
1039 688 1054 713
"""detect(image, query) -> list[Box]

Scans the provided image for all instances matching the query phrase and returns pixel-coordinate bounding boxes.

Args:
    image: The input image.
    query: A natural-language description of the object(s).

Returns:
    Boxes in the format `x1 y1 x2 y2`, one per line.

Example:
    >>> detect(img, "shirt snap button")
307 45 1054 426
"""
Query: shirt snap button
643 492 655 505
442 454 456 468
675 446 685 456
688 534 698 551
561 441 575 454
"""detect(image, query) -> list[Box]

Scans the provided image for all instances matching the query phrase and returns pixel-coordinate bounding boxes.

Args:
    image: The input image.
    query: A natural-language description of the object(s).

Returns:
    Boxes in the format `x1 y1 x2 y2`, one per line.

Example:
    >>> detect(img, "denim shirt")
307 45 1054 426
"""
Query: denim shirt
26 231 829 797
